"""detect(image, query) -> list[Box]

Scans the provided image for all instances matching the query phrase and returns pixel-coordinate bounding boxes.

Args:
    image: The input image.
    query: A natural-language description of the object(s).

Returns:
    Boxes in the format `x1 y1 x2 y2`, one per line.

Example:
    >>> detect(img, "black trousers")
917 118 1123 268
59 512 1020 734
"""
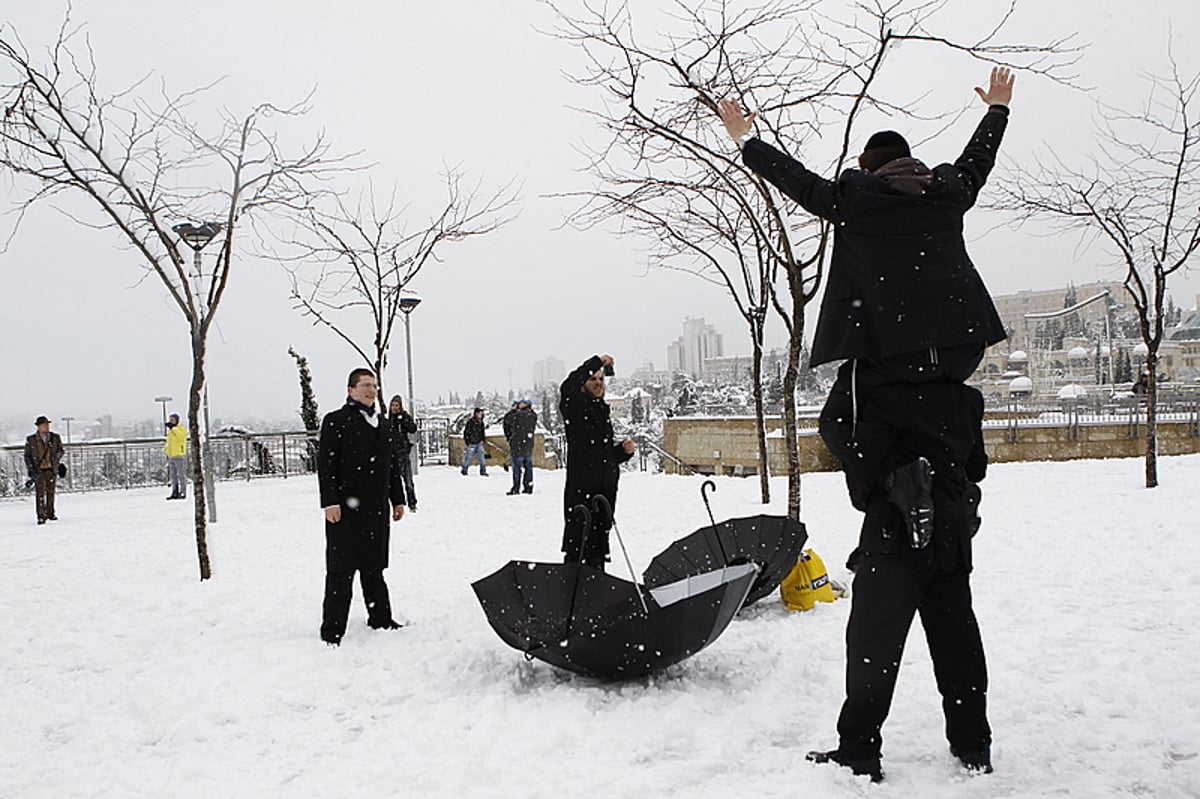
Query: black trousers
837 551 991 762
820 344 984 509
34 469 57 521
320 569 394 641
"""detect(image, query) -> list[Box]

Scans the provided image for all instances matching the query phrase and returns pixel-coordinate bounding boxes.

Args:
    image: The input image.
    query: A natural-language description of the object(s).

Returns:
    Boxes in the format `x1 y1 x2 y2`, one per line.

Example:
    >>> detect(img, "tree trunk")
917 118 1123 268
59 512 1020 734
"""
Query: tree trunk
1144 349 1159 488
750 323 770 504
188 330 213 580
782 307 806 521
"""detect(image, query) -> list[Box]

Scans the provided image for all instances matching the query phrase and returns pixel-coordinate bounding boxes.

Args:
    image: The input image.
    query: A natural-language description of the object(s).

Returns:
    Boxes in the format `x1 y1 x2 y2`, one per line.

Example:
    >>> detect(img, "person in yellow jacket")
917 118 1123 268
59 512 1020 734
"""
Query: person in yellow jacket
164 413 188 500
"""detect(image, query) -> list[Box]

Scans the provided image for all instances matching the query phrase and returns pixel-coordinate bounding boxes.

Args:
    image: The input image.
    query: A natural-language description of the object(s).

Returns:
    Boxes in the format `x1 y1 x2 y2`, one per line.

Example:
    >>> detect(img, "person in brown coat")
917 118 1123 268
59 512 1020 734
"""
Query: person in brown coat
24 415 65 525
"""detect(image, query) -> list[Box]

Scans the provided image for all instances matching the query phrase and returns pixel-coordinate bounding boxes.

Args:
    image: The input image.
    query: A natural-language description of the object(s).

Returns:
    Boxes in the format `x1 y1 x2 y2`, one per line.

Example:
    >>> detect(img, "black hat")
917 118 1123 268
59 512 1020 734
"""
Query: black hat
860 130 910 172
35 415 50 426
169 413 180 421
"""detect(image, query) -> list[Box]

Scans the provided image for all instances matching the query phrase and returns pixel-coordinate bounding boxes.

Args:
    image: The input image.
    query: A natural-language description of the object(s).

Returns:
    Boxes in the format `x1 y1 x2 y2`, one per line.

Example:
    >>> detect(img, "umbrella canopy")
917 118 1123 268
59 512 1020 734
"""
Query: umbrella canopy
642 515 809 607
472 560 757 679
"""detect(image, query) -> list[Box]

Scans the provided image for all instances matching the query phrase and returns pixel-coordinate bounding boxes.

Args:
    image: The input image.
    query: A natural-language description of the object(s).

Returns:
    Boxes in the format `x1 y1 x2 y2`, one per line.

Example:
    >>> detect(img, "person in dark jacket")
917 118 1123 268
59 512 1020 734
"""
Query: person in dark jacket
24 415 64 525
560 354 635 569
317 369 407 646
387 394 419 512
461 408 488 476
505 399 538 496
806 380 992 782
719 67 1014 540
500 401 518 472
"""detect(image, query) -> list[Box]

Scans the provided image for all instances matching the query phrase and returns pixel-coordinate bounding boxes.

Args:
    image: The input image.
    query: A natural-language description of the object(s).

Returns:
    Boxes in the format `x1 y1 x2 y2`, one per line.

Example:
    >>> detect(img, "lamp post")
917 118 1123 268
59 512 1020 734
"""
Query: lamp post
154 395 172 430
173 221 224 523
61 416 74 490
399 292 422 472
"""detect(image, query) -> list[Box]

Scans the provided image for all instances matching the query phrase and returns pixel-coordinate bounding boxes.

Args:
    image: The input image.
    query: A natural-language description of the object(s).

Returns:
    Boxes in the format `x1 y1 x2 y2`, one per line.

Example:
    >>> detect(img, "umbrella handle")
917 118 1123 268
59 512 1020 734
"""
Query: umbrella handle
571 502 593 564
700 479 730 563
591 495 649 616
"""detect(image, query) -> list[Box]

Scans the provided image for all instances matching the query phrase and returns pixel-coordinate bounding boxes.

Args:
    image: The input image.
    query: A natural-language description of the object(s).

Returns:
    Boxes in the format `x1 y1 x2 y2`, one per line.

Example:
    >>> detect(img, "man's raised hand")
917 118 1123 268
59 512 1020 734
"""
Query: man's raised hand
974 66 1015 106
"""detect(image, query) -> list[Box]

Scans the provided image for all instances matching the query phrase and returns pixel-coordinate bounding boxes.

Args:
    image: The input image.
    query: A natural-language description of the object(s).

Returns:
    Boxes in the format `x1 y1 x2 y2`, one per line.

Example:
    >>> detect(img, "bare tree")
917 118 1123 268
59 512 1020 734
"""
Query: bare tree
992 56 1200 487
285 172 518 408
548 0 1078 517
0 17 343 579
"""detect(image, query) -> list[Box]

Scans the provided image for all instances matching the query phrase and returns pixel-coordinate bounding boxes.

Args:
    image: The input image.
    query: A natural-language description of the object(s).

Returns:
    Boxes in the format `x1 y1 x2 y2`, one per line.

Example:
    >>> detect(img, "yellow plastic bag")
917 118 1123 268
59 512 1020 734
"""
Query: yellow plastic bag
780 549 838 611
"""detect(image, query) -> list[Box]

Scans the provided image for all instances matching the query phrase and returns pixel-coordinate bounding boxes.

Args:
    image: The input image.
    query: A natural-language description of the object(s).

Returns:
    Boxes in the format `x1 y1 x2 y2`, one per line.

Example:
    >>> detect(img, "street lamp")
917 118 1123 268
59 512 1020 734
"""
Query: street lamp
173 221 224 523
154 395 173 429
399 292 422 471
61 416 74 490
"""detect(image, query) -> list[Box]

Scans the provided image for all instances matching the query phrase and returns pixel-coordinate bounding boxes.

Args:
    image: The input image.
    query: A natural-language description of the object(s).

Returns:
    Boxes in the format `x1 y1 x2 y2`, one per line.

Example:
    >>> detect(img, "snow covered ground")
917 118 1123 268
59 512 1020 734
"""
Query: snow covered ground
3 456 1199 798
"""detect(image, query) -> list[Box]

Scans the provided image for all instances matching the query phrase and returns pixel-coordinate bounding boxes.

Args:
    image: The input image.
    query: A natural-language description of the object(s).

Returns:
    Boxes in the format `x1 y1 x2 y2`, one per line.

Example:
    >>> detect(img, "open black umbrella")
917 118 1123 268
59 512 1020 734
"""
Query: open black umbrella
642 482 809 607
472 560 758 679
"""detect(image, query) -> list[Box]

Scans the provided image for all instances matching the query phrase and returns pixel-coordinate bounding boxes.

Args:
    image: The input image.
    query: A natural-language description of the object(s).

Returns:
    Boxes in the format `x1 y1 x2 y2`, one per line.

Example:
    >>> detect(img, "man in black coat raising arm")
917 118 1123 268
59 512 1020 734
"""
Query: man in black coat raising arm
718 66 1014 540
559 354 635 570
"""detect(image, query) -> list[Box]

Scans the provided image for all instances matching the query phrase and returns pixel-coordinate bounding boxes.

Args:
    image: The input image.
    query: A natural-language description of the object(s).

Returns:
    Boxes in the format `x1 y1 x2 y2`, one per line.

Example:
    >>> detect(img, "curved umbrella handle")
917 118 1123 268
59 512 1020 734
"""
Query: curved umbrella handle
570 503 593 563
699 479 730 563
565 502 594 639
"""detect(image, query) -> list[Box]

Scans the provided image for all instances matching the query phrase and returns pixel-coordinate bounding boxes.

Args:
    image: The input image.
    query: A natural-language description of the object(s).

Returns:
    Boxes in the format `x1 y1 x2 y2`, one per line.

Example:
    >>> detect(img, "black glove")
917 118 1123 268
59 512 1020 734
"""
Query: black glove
58 463 68 478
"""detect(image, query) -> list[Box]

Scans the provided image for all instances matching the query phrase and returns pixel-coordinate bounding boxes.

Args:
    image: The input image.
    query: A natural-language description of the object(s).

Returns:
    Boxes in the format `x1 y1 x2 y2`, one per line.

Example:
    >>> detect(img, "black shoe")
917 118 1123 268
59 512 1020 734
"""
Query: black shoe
321 634 341 647
37 519 46 525
506 488 520 496
167 494 178 500
806 749 883 783
47 515 57 521
408 504 417 512
522 487 533 494
368 619 404 630
884 456 935 548
952 747 993 775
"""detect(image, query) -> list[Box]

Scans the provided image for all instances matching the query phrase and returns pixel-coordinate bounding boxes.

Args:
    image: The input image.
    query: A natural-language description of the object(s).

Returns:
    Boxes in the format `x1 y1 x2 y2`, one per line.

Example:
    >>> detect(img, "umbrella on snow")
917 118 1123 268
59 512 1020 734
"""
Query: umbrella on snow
472 559 757 679
642 480 809 607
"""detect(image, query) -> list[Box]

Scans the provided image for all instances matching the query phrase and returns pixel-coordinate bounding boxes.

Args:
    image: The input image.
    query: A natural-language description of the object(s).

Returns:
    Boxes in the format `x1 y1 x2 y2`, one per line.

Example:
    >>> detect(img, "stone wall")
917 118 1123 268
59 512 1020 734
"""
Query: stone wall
662 415 1200 475
449 432 558 470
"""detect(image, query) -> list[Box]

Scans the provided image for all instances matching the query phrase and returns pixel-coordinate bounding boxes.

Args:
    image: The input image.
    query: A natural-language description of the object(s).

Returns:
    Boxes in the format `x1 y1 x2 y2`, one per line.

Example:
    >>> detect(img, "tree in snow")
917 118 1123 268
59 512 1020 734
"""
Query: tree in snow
0 16 343 579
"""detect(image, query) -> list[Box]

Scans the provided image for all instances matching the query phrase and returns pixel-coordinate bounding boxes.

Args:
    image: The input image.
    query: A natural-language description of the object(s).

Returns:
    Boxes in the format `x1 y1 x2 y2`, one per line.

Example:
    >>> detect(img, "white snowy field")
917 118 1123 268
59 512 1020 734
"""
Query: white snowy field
2 456 1199 799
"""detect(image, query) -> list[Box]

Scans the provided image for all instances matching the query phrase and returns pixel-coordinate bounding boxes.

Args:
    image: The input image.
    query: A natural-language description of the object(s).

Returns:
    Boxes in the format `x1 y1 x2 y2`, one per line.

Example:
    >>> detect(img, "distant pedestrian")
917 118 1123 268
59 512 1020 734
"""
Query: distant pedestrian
317 368 408 646
461 408 488 476
388 395 419 512
164 413 188 500
501 401 519 471
560 354 635 569
506 399 537 496
24 415 64 525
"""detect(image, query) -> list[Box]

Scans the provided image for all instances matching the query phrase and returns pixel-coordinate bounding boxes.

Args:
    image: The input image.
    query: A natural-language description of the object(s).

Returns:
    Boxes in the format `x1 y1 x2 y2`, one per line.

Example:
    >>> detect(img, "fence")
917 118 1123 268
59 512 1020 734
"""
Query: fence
1 417 452 498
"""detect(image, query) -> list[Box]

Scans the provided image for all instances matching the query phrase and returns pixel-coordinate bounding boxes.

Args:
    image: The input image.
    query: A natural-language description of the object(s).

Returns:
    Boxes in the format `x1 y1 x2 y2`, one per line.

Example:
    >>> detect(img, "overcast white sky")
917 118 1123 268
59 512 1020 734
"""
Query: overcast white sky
2 0 1198 430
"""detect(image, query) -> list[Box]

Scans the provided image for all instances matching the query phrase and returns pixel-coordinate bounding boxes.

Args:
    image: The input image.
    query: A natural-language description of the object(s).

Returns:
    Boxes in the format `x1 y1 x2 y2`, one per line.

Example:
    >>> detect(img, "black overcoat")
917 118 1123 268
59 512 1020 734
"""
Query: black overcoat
742 107 1011 366
847 381 987 572
508 407 537 458
559 356 633 557
318 403 406 573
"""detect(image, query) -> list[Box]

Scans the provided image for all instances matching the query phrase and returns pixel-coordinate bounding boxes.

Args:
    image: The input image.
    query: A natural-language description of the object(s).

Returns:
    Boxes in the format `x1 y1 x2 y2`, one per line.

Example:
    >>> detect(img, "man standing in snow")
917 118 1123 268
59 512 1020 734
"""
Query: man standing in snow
24 415 64 525
317 368 407 646
718 67 1014 780
387 394 419 512
164 413 188 500
559 354 635 569
461 408 488 476
505 399 537 496
812 380 993 782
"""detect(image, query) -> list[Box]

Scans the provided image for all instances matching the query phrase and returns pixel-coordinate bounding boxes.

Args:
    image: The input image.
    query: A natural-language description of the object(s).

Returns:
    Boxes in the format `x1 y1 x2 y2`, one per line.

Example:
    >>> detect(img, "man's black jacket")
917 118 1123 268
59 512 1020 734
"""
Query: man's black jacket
742 107 1010 366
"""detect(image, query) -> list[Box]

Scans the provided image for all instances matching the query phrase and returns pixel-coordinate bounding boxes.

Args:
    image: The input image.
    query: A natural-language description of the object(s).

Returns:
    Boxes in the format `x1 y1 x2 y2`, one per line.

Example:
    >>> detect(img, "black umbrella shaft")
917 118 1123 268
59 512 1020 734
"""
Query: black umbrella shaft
701 479 731 562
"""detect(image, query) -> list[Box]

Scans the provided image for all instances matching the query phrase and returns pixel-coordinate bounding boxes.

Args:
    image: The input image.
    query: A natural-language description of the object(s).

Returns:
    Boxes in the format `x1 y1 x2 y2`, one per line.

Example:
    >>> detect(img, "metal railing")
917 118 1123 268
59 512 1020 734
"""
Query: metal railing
2 418 453 498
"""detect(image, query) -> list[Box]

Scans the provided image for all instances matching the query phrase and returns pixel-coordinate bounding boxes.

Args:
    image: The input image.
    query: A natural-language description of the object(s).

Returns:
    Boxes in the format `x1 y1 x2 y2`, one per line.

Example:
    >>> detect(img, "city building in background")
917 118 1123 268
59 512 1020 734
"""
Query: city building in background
667 317 724 379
